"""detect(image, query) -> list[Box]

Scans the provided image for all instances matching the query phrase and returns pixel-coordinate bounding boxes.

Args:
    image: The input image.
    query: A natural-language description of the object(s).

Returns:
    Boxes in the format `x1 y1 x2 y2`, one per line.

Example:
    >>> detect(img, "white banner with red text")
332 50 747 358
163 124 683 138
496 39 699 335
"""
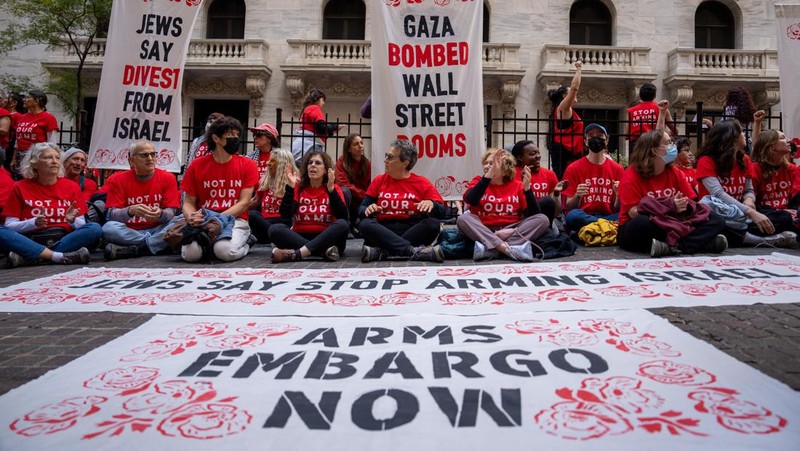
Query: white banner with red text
89 0 203 172
1 255 800 315
777 4 800 142
0 311 797 450
371 0 484 199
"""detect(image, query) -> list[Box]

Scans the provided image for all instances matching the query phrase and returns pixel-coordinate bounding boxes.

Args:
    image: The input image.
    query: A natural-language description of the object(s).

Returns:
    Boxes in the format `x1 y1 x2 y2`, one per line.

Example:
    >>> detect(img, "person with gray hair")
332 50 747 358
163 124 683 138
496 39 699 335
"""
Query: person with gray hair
1 142 101 268
101 140 181 260
358 139 446 263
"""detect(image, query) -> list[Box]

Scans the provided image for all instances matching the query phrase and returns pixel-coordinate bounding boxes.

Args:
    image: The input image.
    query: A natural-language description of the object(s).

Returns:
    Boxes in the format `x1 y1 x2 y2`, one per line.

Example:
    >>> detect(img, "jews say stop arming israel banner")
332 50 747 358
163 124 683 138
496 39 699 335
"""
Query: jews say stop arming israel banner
371 0 484 199
777 4 800 142
89 0 203 172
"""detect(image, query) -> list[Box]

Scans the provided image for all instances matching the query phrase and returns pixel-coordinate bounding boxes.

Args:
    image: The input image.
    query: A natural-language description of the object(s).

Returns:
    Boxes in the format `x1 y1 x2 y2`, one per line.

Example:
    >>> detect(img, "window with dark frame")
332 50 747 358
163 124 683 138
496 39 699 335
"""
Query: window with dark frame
207 0 246 39
569 0 612 46
322 0 366 40
695 1 735 49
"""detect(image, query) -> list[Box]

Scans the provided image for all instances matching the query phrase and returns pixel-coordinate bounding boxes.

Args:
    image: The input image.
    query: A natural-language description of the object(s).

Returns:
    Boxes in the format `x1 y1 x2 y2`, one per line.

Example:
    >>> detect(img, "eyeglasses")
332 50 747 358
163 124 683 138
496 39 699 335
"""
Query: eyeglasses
384 153 398 161
134 152 157 159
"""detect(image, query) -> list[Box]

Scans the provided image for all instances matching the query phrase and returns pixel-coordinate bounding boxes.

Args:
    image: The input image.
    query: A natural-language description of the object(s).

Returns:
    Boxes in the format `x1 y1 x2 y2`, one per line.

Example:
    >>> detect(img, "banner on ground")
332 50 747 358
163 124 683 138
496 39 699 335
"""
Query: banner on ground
0 311 797 450
88 0 203 172
777 3 800 142
1 255 800 315
371 0 484 199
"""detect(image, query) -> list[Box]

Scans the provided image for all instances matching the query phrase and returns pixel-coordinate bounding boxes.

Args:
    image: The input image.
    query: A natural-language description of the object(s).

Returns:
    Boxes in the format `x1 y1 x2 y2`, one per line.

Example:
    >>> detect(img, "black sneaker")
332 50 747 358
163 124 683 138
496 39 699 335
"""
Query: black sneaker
5 252 29 269
702 234 728 253
104 243 138 260
61 248 91 265
246 233 258 248
361 245 386 263
650 239 680 258
324 246 340 262
410 245 445 263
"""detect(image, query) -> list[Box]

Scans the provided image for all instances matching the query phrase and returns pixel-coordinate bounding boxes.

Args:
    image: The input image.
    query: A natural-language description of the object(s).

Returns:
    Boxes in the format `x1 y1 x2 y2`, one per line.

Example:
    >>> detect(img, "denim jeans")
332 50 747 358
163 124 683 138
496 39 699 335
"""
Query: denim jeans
565 209 619 232
0 223 102 261
102 221 171 254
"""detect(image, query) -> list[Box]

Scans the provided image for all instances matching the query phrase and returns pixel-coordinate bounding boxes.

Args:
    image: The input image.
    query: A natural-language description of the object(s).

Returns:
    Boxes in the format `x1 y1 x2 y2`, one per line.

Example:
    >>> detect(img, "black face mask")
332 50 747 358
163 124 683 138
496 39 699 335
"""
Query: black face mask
223 137 240 155
587 137 606 153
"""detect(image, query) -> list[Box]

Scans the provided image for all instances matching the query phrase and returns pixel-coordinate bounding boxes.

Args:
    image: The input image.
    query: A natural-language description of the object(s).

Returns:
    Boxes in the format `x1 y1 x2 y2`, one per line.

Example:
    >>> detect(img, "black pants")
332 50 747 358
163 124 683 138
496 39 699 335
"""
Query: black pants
248 212 290 244
723 206 797 247
539 196 557 224
618 212 725 254
268 219 349 256
359 217 440 256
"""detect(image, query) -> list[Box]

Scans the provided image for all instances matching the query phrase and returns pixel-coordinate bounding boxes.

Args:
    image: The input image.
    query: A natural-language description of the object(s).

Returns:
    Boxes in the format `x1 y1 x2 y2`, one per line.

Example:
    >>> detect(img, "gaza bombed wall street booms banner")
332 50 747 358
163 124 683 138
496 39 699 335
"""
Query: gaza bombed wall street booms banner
89 0 203 172
777 4 800 142
371 0 484 199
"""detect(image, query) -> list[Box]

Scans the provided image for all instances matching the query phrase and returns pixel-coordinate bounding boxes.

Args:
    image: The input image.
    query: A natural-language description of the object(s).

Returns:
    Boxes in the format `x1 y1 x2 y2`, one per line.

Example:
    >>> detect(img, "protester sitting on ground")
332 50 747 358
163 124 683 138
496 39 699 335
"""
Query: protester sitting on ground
748 129 798 241
561 123 624 235
511 140 565 225
180 116 259 262
62 147 98 204
335 133 371 224
359 139 445 263
696 119 796 248
291 88 344 164
269 150 349 263
1 142 100 268
674 136 697 193
247 122 281 180
186 112 224 169
248 149 296 244
457 148 549 262
101 140 181 260
547 61 584 179
617 129 728 257
11 89 58 178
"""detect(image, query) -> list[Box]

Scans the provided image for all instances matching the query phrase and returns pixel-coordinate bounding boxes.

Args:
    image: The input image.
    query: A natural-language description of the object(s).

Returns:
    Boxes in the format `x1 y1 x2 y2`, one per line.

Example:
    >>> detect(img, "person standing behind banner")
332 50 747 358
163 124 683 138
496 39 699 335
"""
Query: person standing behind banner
186 112 224 169
511 140 565 225
269 150 349 263
547 61 584 179
291 88 344 164
335 133 371 223
62 147 98 204
180 116 259 262
101 140 181 260
617 129 728 257
458 148 549 262
1 143 100 268
359 139 445 263
249 149 296 244
12 90 58 178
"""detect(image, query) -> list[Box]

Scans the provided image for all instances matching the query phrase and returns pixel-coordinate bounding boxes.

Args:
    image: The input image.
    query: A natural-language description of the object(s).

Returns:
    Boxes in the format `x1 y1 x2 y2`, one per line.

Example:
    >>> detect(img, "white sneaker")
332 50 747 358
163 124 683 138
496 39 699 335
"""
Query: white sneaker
473 242 500 262
760 231 797 249
507 242 535 262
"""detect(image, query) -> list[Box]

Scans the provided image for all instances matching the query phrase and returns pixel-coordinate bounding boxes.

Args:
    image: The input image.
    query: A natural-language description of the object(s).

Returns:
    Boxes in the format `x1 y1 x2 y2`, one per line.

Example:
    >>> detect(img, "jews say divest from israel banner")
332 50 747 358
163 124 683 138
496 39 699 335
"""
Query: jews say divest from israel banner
371 0 484 199
89 0 203 172
776 4 800 142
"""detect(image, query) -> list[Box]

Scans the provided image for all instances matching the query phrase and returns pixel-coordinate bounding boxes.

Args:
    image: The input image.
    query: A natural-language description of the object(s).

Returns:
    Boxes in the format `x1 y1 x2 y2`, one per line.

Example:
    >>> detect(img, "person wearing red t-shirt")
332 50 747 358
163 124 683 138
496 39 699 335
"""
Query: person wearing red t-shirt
547 61 584 179
1 143 100 268
0 103 10 158
673 136 698 194
0 151 14 223
562 123 624 237
269 150 349 263
180 116 259 262
335 133 372 224
511 140 565 224
101 141 181 260
290 89 344 164
697 119 796 248
749 129 798 238
62 147 98 204
359 139 445 262
617 130 727 257
457 148 549 262
11 90 58 177
249 149 295 243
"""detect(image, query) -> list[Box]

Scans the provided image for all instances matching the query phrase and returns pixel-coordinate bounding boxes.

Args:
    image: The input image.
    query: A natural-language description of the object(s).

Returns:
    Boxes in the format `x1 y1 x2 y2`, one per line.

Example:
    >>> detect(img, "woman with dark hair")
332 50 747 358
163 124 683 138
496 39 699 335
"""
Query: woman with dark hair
510 140 564 224
696 119 796 248
269 150 349 263
335 133 371 222
749 129 797 238
673 136 697 192
546 61 584 179
618 130 727 257
722 87 756 153
290 88 344 164
359 139 445 263
12 89 58 177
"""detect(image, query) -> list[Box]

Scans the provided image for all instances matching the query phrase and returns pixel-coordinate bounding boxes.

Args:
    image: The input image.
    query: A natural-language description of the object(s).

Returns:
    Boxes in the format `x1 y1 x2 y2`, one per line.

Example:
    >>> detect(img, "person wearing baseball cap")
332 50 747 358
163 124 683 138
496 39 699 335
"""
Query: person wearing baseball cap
247 123 280 180
560 122 624 239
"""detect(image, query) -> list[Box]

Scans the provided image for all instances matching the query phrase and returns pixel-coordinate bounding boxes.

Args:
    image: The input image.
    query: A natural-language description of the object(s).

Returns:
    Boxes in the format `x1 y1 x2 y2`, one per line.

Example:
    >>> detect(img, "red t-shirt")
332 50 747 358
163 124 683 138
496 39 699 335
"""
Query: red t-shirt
193 141 210 159
553 110 584 155
292 185 345 234
678 166 698 193
464 176 528 227
366 173 443 221
106 169 181 230
627 101 659 141
516 166 559 200
696 155 753 201
0 167 14 222
14 111 59 152
259 187 283 219
252 150 271 181
181 154 259 219
618 165 697 226
751 163 796 210
300 104 328 142
562 157 625 215
0 108 10 150
5 178 84 230
335 156 371 199
66 175 99 204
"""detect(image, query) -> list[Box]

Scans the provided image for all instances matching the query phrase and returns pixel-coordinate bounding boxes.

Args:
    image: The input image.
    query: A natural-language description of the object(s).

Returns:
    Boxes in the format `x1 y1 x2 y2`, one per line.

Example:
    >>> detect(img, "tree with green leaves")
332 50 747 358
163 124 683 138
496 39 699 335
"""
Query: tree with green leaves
0 0 111 128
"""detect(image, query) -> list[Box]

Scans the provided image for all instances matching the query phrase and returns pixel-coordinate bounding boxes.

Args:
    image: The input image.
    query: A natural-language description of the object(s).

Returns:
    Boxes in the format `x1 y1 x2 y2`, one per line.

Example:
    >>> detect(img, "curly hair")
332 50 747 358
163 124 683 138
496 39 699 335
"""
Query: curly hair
629 129 669 179
697 119 746 179
298 150 333 192
204 116 243 148
340 133 369 181
481 148 515 183
723 87 755 125
21 142 63 179
258 148 296 198
750 129 788 181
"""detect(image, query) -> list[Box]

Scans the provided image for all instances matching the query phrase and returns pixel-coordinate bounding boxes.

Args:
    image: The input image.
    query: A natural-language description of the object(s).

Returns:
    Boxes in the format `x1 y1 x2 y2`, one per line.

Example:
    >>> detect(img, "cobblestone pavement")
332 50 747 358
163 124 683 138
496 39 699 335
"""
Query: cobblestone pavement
1 241 799 395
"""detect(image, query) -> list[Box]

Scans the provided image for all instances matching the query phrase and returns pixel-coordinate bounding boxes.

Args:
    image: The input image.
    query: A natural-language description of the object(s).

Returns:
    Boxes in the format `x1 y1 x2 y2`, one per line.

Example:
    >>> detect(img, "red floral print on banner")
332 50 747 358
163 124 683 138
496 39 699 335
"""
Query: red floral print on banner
536 401 633 440
595 285 668 298
506 319 566 338
95 270 148 278
315 270 353 279
192 270 233 279
332 295 377 307
607 334 682 358
494 292 540 304
162 292 221 303
117 294 161 306
487 265 553 275
236 322 300 337
437 267 479 277
538 288 592 303
44 275 95 287
123 381 215 414
121 341 192 362
638 360 717 386
0 288 74 304
378 292 430 305
439 292 492 305
667 283 717 297
689 387 788 434
366 269 428 278
169 322 228 340
710 257 768 268
716 283 777 297
10 396 107 437
546 331 599 347
283 293 334 304
221 293 275 305
206 334 266 349
578 318 638 337
156 403 251 440
83 366 160 396
234 269 303 279
752 280 800 291
76 291 124 304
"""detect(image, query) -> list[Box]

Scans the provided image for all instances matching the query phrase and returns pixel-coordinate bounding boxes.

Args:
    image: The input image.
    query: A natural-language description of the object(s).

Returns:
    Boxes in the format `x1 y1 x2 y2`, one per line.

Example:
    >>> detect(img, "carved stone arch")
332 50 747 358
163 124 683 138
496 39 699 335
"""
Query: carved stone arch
694 0 742 49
